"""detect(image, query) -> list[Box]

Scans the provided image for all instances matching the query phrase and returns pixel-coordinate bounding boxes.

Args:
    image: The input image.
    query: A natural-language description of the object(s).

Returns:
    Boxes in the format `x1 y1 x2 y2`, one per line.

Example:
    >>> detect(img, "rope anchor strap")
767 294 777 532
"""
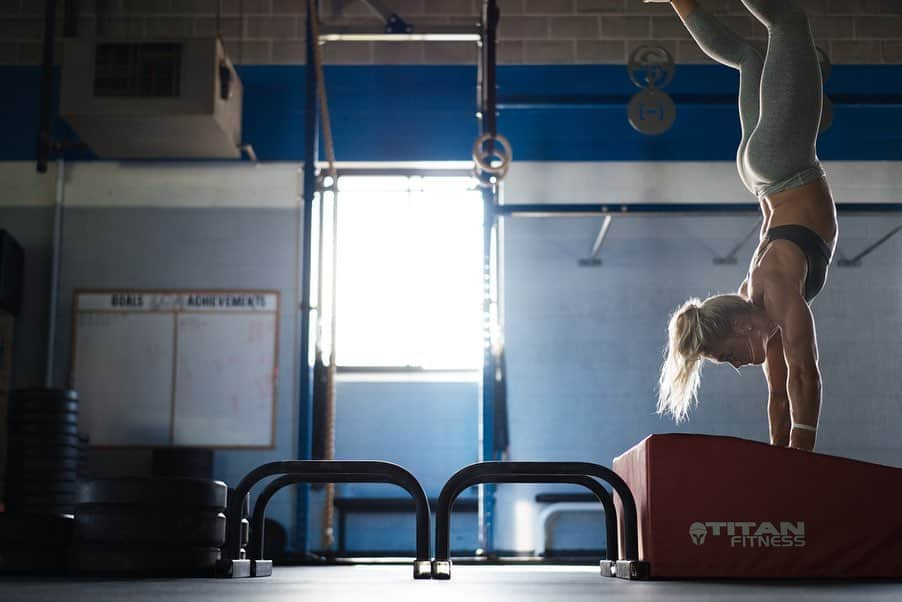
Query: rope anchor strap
307 0 337 183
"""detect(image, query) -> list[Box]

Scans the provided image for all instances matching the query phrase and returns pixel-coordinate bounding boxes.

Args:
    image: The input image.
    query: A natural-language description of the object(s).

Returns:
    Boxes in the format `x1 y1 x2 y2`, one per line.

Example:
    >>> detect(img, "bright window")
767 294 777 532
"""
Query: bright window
332 175 484 370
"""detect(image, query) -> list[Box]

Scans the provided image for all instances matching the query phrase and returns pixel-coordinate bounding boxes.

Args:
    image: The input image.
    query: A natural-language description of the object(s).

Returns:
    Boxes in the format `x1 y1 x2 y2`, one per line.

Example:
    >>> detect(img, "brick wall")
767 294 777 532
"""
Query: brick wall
1 0 900 65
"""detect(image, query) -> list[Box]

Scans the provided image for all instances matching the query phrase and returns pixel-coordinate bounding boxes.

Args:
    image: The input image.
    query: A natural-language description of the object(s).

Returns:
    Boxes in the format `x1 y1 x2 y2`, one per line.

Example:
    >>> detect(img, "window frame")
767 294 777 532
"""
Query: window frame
322 167 486 382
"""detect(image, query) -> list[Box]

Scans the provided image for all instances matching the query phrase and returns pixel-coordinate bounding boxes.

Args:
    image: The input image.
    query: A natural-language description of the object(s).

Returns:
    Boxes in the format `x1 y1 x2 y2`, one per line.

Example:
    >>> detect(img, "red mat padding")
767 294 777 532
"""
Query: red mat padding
612 434 902 578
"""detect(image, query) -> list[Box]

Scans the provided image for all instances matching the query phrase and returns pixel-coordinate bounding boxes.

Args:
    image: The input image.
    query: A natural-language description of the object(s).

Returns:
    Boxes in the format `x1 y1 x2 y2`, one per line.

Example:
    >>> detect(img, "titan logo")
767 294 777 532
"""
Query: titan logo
689 521 806 548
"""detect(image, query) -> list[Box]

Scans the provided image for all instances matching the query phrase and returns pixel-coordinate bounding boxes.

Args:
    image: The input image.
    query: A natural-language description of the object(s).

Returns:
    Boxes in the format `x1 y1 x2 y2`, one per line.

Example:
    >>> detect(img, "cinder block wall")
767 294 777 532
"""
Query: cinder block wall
1 0 900 65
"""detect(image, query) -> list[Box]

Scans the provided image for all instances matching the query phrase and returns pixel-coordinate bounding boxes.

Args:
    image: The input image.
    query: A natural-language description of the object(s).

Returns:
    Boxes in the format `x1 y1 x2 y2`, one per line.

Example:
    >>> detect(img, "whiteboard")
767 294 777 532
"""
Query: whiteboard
71 291 279 448
74 312 174 445
173 313 276 446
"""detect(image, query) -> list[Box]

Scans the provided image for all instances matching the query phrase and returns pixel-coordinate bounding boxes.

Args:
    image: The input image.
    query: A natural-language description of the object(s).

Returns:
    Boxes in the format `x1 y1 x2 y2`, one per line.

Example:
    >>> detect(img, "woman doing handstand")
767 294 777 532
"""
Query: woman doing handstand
655 0 837 452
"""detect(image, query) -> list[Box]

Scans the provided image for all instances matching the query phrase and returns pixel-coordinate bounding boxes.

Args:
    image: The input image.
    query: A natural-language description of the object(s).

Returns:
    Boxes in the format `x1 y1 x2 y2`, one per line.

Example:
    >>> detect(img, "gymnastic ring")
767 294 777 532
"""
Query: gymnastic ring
472 133 512 176
472 133 511 174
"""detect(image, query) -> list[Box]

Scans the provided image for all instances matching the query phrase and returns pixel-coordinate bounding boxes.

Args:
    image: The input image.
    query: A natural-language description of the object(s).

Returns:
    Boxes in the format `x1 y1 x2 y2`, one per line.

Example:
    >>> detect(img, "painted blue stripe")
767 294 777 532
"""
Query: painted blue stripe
4 67 47 161
2 65 902 163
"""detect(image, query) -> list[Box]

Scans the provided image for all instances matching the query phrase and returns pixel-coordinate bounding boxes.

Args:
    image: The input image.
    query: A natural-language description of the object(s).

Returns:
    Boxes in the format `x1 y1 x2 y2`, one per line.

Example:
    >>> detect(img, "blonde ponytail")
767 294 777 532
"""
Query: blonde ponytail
657 294 753 422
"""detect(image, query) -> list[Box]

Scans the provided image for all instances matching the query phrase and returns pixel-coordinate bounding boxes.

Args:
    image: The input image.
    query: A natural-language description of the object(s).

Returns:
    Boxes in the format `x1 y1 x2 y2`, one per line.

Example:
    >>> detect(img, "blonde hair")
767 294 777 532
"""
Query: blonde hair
657 294 753 422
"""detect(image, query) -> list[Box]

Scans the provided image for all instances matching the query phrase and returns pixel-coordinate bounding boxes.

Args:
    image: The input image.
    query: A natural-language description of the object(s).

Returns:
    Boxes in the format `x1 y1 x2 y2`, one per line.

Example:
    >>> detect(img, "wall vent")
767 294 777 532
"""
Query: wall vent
61 38 243 159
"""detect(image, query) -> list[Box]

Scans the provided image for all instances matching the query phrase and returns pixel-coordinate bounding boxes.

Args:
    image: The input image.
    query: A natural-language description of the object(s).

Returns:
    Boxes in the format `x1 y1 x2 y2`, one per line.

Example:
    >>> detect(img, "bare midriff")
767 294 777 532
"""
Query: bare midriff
762 177 838 253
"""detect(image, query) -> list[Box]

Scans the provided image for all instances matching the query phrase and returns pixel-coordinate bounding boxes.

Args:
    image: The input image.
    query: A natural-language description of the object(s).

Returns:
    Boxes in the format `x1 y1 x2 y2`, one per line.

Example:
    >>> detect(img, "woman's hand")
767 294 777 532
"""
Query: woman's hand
768 392 790 447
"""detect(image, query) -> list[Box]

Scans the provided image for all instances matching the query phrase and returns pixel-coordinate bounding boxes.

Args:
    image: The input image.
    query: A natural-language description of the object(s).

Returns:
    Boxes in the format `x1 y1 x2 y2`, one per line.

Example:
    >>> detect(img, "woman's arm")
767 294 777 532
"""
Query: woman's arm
762 331 790 447
782 301 821 451
762 275 821 452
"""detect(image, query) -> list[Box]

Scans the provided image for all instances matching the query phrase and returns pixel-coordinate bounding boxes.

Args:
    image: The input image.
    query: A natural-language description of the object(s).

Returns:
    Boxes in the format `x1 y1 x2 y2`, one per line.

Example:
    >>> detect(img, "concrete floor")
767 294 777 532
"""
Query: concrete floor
3 565 902 602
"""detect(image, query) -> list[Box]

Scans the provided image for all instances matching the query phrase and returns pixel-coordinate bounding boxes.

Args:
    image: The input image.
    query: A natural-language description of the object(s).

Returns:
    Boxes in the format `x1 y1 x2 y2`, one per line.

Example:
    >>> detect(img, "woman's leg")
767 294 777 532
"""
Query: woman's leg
669 1 764 193
741 0 822 184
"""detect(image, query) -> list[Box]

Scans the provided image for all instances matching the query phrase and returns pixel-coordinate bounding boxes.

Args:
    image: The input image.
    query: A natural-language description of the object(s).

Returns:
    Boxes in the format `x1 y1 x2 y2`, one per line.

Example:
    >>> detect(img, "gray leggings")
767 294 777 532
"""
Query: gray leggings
683 0 824 198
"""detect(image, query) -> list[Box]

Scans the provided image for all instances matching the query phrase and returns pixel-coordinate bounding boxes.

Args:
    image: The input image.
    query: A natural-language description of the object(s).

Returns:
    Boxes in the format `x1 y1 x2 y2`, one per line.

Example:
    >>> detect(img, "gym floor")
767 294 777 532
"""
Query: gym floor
4 565 902 602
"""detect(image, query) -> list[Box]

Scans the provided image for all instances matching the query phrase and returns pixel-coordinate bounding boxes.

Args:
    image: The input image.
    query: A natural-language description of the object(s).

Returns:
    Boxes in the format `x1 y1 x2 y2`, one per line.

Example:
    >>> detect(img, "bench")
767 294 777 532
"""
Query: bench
334 497 478 555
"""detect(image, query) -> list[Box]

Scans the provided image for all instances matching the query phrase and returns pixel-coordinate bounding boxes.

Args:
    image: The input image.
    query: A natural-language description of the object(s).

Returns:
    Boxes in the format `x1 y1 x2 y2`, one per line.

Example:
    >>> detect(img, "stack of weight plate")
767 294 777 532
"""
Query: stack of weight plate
77 433 90 479
152 447 213 480
6 388 80 516
0 514 74 574
1 388 80 574
72 477 228 576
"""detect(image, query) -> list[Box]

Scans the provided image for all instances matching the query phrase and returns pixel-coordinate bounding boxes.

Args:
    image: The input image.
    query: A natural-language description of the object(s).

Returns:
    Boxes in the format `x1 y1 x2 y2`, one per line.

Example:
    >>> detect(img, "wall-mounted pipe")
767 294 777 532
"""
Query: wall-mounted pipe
46 160 64 387
294 2 320 556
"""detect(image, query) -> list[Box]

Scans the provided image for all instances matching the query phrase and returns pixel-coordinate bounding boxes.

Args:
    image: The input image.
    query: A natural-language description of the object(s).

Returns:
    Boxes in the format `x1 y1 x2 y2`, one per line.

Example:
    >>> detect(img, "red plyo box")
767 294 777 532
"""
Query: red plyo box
612 434 902 578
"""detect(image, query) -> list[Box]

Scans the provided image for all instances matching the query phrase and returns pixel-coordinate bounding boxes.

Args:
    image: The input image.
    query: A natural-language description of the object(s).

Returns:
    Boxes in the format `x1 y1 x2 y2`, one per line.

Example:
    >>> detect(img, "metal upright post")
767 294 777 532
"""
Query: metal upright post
36 0 58 173
477 0 500 557
295 0 320 557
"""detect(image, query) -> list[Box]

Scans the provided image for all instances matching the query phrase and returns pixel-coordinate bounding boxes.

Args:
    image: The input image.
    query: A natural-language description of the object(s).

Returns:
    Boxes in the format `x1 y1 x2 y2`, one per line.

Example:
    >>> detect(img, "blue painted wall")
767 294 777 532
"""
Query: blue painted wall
3 65 902 163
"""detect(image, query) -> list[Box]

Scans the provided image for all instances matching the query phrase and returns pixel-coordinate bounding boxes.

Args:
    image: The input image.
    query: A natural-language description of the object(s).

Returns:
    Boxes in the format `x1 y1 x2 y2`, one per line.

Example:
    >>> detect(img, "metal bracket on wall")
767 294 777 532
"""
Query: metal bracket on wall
240 144 258 162
359 0 412 33
321 0 481 41
713 219 761 265
578 215 613 267
836 224 902 267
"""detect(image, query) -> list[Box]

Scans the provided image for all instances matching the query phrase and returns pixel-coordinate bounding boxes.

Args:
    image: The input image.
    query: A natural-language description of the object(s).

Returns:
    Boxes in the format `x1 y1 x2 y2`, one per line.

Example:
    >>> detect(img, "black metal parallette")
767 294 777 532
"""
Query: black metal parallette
248 472 435 573
600 559 651 580
432 461 642 580
251 559 273 577
220 461 431 579
218 558 251 578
